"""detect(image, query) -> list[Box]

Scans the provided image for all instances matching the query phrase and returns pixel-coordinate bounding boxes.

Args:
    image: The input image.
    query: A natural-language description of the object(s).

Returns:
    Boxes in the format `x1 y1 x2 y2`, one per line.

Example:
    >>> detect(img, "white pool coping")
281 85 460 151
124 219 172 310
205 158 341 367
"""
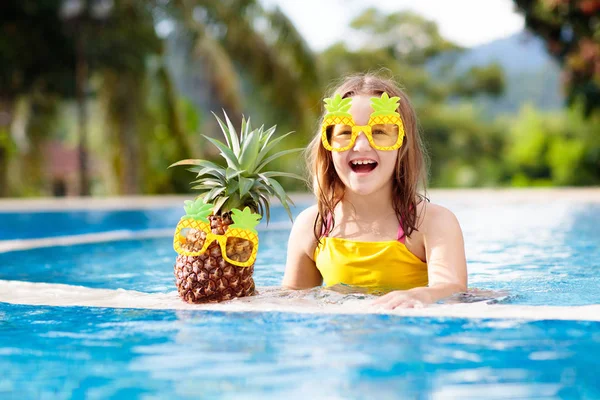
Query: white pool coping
0 188 598 211
1 280 599 322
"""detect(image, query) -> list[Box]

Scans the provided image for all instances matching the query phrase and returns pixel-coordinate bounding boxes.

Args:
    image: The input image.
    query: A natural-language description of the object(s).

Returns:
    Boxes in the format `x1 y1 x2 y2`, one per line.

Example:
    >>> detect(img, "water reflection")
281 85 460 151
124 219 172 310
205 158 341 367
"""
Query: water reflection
453 200 600 306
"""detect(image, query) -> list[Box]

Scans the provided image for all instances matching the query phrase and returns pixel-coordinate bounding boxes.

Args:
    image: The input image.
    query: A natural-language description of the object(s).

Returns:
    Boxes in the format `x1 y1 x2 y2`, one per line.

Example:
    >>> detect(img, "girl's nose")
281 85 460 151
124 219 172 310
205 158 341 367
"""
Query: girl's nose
352 131 372 152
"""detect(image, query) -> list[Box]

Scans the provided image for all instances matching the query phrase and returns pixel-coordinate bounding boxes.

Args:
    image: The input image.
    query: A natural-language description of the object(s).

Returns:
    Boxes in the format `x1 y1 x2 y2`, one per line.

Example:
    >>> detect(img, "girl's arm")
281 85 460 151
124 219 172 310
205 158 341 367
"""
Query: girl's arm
282 205 323 289
372 204 467 308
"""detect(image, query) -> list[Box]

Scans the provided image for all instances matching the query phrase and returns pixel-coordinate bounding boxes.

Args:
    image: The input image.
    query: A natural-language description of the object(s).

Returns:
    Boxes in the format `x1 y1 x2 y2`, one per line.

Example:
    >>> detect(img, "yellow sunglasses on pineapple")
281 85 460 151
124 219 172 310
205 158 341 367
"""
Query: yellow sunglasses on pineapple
321 93 405 152
173 218 258 268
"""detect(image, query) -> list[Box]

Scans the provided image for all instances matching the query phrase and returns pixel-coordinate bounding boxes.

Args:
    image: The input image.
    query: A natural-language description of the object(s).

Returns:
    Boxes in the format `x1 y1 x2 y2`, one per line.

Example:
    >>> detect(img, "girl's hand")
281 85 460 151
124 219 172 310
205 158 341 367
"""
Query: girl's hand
370 289 433 309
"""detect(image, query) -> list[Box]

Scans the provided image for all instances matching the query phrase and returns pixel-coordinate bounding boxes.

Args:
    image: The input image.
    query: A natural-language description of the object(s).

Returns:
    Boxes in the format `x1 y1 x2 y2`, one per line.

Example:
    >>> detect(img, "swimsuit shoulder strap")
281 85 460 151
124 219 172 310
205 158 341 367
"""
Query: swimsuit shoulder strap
397 215 406 244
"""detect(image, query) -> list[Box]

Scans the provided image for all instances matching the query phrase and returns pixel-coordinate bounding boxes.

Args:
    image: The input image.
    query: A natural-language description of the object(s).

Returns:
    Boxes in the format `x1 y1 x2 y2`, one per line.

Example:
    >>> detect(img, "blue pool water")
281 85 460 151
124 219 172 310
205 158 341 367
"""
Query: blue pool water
0 206 293 240
1 197 599 398
1 303 599 399
1 201 599 306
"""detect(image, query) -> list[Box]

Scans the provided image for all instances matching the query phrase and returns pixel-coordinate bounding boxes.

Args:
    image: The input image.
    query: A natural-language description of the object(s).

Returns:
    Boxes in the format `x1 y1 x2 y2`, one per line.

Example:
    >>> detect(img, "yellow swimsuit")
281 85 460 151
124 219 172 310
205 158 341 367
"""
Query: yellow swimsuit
313 216 428 291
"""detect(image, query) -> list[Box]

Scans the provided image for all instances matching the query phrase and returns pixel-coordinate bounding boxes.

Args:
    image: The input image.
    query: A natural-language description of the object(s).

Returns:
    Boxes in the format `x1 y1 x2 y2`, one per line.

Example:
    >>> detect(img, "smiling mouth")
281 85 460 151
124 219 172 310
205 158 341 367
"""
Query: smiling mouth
349 160 378 173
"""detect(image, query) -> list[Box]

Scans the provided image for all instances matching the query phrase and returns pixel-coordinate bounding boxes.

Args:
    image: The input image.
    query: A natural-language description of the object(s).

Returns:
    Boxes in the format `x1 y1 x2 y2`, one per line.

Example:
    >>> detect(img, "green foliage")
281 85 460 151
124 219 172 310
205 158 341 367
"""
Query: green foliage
419 103 507 187
453 63 505 98
1 1 598 197
349 9 459 65
504 104 600 186
512 0 600 114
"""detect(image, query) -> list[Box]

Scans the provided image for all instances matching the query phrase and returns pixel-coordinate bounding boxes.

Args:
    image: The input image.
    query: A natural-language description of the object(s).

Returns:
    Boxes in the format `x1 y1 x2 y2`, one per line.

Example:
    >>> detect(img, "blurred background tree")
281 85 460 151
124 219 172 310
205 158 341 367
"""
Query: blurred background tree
0 0 598 197
512 0 600 115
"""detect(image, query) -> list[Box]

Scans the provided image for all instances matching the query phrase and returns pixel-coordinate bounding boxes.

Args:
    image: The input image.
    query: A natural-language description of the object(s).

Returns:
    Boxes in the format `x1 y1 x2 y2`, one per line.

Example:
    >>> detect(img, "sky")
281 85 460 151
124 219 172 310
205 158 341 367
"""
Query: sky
259 0 525 50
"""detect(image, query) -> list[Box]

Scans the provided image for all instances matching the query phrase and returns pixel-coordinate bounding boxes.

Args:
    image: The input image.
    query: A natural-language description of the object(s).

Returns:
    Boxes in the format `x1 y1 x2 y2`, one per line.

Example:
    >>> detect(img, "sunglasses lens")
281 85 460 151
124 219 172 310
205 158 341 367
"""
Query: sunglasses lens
326 124 353 149
371 124 399 147
179 227 207 252
225 236 254 263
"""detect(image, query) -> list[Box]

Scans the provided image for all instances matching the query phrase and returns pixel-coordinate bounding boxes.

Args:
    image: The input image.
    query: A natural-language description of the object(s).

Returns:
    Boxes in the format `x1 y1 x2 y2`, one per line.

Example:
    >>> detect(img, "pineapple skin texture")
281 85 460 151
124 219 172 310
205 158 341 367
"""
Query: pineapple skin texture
174 215 256 303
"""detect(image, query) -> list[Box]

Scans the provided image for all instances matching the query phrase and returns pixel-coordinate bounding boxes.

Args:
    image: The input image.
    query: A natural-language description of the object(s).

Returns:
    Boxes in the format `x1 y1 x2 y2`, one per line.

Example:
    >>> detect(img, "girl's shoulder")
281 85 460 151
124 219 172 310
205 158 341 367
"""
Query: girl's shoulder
290 204 320 251
416 201 462 234
294 204 319 227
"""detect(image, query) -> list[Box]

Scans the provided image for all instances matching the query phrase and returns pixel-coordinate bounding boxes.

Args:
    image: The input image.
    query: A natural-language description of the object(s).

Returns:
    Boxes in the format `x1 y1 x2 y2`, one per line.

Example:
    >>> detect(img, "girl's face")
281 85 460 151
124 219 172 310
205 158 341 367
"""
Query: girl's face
331 94 399 197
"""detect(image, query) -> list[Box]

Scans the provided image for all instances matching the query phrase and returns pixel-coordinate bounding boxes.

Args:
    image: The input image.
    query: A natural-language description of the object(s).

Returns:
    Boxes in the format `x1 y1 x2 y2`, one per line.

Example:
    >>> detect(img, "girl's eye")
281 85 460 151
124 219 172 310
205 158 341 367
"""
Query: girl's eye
335 130 351 136
372 130 385 135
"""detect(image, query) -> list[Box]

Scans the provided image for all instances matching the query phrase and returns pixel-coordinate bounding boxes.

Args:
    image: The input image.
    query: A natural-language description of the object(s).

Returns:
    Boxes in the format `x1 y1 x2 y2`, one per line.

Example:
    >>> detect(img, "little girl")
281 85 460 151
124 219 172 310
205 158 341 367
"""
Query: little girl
282 74 467 309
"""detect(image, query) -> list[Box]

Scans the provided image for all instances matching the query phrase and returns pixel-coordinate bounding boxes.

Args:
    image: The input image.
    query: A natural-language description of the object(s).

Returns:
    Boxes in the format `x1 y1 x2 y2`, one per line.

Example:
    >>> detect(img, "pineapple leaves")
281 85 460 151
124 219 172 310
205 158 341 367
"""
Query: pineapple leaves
261 171 305 181
226 167 244 180
212 196 230 215
258 193 271 223
240 116 248 143
188 167 226 181
239 129 261 172
202 135 241 169
255 148 304 173
169 159 206 168
229 207 261 234
212 111 240 156
238 176 254 197
171 110 298 222
259 125 277 150
255 131 298 171
205 186 227 203
265 177 293 220
186 160 226 176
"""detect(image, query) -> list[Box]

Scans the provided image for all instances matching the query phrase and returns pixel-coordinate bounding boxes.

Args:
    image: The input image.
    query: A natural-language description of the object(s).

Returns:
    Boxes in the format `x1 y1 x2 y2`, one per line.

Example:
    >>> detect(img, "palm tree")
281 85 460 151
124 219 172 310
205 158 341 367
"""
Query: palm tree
167 0 321 136
96 0 322 194
1 0 321 196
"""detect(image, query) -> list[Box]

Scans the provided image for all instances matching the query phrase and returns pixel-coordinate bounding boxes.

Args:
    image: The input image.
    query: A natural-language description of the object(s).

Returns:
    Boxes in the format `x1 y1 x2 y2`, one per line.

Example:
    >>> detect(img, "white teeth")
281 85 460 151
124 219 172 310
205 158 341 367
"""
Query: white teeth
351 160 376 165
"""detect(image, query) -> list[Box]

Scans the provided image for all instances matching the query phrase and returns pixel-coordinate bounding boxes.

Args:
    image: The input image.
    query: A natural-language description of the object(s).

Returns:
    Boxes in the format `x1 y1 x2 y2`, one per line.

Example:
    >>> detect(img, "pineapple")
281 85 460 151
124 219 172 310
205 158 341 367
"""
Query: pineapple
171 112 302 303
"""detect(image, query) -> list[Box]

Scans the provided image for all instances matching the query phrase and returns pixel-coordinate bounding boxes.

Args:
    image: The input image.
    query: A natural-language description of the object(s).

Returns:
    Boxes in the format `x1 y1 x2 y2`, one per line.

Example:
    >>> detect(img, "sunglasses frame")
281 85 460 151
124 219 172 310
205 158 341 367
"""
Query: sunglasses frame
321 115 405 152
173 218 258 268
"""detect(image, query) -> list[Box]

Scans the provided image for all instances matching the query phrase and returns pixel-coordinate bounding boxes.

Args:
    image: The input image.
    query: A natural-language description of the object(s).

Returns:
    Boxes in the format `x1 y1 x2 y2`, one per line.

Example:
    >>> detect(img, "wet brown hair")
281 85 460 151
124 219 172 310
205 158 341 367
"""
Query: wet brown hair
306 73 429 241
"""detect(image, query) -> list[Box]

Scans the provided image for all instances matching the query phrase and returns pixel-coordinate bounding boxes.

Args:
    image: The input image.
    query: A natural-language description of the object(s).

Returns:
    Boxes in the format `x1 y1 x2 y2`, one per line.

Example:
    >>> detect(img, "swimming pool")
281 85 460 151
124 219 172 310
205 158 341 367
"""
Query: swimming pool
1 191 599 398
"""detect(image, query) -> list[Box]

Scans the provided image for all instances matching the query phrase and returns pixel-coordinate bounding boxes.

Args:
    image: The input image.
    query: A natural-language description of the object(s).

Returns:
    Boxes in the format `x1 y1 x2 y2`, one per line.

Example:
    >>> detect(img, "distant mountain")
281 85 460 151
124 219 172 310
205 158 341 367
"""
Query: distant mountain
453 31 557 73
430 31 565 116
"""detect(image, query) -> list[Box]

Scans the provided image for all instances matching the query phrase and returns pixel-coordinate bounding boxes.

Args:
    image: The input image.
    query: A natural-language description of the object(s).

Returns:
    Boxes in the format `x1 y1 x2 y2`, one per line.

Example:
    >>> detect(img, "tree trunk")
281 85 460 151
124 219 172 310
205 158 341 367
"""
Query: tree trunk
0 96 15 197
76 33 90 196
158 64 193 160
25 94 59 195
118 77 140 194
103 71 142 195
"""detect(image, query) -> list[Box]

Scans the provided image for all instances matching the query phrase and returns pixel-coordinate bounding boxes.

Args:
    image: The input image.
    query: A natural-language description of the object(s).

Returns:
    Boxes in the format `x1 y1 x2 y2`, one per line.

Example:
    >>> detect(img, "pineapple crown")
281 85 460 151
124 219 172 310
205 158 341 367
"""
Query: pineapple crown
170 111 304 223
323 92 401 119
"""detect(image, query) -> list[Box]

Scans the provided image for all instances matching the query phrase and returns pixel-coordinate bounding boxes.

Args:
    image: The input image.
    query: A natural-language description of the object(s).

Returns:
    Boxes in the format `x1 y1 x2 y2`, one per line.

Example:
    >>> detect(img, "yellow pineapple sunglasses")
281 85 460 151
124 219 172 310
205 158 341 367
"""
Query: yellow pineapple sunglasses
321 93 405 152
173 218 258 268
